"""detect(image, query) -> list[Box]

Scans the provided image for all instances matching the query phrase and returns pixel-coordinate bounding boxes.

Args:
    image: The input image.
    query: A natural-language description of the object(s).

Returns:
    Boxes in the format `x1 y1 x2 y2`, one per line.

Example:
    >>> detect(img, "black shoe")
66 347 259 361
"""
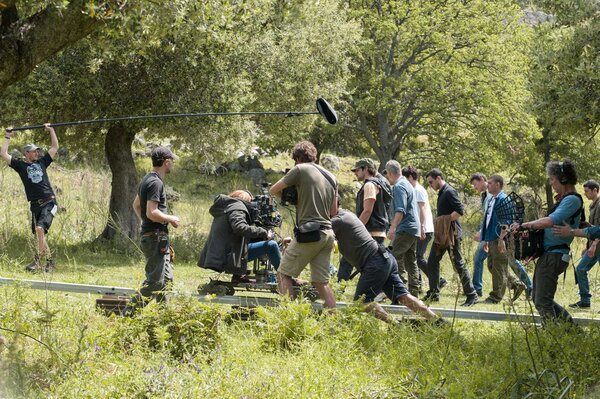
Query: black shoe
460 295 479 307
568 301 591 309
43 259 55 273
422 290 440 303
482 297 499 305
231 274 256 284
439 278 448 290
476 290 483 298
25 257 40 272
512 283 526 302
434 318 451 327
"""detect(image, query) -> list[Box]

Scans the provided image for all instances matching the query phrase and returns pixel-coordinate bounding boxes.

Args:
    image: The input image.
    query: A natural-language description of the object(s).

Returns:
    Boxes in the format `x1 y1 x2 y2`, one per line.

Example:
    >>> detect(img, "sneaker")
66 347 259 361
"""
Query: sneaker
43 259 55 273
422 290 440 303
439 278 448 290
568 301 591 309
512 283 526 302
25 256 40 272
460 295 479 307
373 292 387 303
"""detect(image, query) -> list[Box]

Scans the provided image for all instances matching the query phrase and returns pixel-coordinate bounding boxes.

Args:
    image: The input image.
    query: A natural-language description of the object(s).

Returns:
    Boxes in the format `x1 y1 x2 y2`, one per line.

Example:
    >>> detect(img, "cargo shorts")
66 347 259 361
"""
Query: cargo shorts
278 229 335 284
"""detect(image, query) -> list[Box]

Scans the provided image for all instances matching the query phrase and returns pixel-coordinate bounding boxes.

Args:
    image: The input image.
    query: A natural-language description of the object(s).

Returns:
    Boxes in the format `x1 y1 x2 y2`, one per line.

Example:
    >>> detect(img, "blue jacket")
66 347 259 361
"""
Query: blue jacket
480 191 508 242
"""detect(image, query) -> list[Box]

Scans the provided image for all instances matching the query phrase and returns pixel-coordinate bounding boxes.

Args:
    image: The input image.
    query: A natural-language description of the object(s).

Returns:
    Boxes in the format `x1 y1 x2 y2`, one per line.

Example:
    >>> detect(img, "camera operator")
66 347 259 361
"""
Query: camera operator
198 190 282 282
514 160 583 324
270 141 338 309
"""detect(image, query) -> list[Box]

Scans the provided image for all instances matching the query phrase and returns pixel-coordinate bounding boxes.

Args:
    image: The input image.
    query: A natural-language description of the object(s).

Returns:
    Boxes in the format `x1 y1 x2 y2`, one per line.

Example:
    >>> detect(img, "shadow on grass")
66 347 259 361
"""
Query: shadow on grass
1 232 142 271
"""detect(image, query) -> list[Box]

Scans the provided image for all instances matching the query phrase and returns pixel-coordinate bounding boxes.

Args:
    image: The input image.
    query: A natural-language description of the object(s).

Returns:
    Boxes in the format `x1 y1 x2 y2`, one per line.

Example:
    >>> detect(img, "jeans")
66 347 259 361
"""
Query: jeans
472 241 487 295
416 233 433 271
576 251 600 304
422 238 476 297
511 258 533 293
338 237 385 282
248 240 281 269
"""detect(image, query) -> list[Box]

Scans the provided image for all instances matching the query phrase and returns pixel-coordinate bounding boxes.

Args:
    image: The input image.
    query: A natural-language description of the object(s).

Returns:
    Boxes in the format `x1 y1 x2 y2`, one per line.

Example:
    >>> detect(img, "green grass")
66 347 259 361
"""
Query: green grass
1 156 600 398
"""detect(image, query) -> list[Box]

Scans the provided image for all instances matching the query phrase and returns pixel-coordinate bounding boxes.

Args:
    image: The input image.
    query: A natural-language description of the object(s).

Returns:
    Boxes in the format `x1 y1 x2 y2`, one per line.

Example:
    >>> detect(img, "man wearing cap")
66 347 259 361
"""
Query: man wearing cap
338 158 392 281
1 124 59 272
127 146 181 312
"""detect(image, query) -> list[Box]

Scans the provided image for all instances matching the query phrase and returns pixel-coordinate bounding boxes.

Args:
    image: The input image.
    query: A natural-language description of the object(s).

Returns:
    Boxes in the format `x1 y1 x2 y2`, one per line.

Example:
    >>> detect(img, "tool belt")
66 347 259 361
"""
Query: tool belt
30 195 55 206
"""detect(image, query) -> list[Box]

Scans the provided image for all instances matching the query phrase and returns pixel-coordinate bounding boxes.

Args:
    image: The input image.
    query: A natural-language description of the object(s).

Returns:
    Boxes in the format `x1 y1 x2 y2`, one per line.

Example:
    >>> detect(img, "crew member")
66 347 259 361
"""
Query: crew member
1 124 59 272
270 141 338 309
515 160 583 324
332 207 442 324
198 190 282 282
127 146 180 312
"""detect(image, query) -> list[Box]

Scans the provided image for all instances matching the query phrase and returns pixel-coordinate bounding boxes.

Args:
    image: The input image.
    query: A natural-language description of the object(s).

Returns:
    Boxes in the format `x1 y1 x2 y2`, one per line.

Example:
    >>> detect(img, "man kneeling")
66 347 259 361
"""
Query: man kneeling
332 208 442 324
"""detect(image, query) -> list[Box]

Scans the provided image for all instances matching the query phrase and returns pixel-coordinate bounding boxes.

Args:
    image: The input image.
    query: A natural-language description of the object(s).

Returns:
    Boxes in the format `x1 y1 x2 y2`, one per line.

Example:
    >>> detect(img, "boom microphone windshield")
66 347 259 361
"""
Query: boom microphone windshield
5 98 338 132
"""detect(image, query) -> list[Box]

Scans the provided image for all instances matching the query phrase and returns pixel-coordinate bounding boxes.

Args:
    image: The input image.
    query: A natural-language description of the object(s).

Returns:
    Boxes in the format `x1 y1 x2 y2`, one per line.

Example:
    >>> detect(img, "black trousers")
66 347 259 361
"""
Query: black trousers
422 238 476 297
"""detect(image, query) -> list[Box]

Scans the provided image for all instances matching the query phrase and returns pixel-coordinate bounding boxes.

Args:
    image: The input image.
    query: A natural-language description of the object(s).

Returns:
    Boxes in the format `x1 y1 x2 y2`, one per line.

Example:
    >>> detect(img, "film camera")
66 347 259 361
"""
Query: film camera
280 168 298 206
248 183 283 228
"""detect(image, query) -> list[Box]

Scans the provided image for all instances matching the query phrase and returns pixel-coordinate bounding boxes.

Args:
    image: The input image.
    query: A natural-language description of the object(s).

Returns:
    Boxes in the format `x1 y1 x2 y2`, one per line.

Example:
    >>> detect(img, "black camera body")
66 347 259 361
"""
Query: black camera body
248 183 283 228
281 186 298 206
280 168 298 206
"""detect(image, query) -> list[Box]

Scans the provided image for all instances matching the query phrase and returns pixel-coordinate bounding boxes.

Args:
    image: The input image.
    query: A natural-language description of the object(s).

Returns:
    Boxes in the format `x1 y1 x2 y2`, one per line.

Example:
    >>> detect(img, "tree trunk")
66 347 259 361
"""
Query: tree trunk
541 128 553 208
100 124 140 240
0 0 99 92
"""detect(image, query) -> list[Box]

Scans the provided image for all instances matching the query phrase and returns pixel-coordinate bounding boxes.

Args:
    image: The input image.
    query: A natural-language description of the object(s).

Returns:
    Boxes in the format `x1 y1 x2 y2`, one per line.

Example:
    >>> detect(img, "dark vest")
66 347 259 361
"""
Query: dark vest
356 175 391 233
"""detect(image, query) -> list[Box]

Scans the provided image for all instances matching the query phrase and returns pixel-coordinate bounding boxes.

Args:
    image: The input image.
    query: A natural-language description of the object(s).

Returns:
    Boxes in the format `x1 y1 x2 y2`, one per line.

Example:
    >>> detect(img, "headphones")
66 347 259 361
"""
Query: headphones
558 161 568 184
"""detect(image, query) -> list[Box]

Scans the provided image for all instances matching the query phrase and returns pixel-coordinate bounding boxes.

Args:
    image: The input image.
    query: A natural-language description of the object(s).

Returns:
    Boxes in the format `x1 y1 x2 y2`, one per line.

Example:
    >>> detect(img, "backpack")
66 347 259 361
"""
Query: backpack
514 192 584 261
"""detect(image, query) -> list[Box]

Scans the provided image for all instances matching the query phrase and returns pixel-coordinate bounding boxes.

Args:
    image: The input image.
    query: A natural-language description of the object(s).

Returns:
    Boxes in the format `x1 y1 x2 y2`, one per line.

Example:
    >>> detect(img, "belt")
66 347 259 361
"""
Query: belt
142 230 168 237
31 196 55 205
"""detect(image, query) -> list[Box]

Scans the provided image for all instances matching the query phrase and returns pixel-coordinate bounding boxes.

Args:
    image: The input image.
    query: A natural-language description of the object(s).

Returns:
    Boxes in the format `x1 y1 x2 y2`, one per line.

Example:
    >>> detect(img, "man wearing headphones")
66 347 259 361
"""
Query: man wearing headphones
515 160 583 324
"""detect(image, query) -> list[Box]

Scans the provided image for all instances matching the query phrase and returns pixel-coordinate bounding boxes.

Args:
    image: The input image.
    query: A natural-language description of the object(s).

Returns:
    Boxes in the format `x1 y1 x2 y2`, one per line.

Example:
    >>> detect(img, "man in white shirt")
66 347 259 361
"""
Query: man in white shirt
402 166 446 291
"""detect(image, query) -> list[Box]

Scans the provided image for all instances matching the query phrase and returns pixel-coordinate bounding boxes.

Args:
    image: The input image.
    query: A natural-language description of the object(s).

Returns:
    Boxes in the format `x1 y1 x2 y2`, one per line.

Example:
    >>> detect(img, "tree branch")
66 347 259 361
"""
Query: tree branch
0 0 101 92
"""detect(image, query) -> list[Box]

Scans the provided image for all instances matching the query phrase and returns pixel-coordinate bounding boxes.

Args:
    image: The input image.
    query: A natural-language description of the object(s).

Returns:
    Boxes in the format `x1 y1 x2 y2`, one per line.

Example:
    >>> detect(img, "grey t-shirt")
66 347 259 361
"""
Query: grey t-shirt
282 162 336 229
331 209 379 271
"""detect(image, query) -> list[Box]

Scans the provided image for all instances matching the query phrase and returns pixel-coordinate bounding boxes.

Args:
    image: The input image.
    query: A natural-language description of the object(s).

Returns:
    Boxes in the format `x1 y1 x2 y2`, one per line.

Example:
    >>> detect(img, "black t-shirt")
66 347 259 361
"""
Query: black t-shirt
139 172 168 234
436 183 464 238
9 153 55 202
331 209 379 271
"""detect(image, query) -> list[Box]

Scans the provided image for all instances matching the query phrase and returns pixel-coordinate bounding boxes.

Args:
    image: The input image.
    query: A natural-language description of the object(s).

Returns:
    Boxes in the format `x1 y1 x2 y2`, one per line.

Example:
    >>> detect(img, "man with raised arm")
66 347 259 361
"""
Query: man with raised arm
1 124 59 272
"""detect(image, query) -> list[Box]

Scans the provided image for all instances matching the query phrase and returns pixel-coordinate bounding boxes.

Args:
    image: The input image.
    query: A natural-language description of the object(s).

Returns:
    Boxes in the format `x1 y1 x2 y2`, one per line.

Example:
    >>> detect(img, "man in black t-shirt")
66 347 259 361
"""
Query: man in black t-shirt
423 169 478 307
126 146 180 313
2 124 59 272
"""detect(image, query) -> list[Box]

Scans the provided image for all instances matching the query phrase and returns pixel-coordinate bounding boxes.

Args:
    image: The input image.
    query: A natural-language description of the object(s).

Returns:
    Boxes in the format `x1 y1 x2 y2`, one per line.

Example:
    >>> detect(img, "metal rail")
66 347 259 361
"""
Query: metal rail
2 277 599 326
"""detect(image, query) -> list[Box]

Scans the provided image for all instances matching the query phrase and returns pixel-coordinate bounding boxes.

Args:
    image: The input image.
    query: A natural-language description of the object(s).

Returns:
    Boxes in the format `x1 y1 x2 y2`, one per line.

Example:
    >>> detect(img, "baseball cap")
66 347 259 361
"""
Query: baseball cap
151 146 179 161
351 158 376 171
23 144 40 153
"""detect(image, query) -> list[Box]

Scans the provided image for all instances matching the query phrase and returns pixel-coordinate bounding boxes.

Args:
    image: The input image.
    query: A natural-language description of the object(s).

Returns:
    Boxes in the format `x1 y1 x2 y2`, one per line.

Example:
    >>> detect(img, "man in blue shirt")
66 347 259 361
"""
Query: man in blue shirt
385 160 421 296
478 175 528 304
516 160 583 324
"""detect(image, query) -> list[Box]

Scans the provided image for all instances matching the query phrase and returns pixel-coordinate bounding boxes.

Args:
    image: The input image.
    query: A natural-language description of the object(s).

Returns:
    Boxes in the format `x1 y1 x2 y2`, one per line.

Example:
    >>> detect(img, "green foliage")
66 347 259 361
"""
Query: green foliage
526 0 600 194
344 0 538 178
100 297 225 361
